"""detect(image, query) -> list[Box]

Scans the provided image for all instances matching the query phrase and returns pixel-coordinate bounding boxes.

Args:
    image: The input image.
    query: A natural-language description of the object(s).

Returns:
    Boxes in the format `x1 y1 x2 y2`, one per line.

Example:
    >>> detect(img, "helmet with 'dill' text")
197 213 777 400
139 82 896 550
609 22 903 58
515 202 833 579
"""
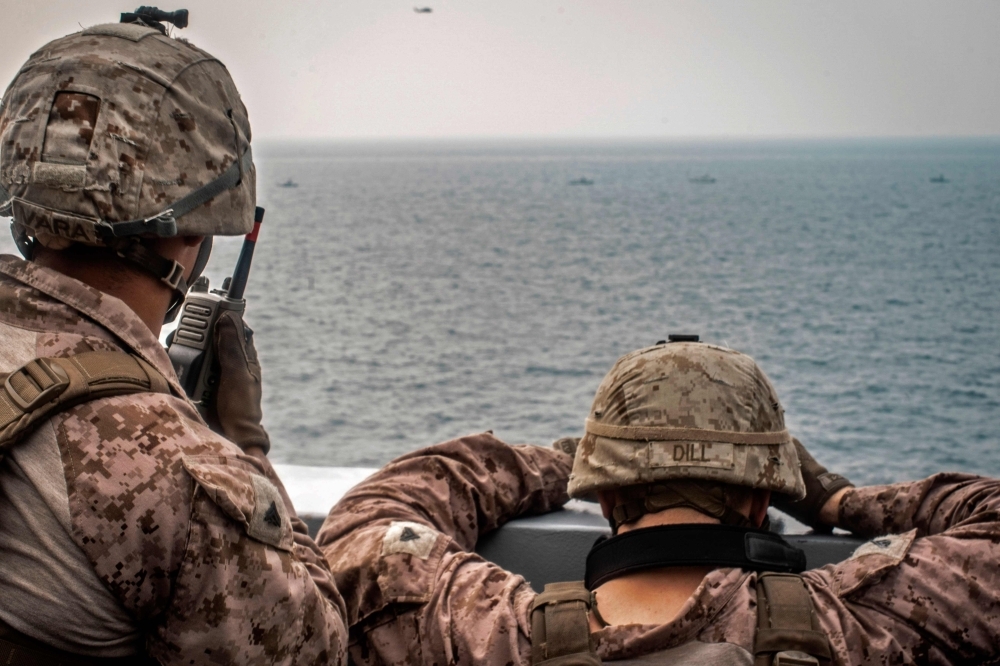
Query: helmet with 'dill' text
569 341 806 501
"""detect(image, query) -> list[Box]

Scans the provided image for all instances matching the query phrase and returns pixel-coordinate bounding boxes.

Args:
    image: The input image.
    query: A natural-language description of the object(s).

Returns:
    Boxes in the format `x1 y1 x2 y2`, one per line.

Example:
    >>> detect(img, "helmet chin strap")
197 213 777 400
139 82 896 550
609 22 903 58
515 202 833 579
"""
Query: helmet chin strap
11 220 214 325
7 145 243 307
168 235 212 323
610 480 763 534
111 236 213 325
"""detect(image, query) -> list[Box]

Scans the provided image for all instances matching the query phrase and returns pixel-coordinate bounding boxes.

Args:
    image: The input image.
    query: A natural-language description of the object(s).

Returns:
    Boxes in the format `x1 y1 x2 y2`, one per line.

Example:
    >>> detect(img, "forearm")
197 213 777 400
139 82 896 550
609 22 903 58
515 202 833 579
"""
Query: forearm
317 433 569 628
817 486 850 527
319 432 572 551
829 473 1000 538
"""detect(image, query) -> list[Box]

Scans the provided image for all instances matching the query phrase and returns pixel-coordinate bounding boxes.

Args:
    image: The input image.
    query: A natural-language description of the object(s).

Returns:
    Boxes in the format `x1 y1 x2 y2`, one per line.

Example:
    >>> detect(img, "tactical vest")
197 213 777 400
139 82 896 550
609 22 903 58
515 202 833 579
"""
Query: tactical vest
0 351 172 665
530 574 832 666
0 351 171 454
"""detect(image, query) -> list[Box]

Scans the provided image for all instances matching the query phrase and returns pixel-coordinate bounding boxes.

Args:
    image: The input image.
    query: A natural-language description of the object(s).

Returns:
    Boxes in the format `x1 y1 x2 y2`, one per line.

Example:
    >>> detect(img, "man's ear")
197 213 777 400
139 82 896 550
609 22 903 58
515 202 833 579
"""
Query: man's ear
598 490 617 520
750 490 771 528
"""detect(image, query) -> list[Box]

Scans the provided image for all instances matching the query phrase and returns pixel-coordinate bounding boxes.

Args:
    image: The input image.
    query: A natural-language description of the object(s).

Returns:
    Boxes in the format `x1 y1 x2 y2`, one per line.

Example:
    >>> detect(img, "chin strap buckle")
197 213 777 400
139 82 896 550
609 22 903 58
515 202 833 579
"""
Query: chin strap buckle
112 240 189 299
144 209 178 236
95 209 178 242
161 259 186 291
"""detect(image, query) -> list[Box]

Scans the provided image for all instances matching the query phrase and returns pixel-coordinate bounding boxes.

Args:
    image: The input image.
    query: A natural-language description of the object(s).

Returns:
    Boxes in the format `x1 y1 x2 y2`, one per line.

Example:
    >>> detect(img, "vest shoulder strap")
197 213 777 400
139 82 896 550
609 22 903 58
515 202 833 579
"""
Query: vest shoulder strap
530 581 601 666
753 573 832 666
533 572 833 666
0 351 172 453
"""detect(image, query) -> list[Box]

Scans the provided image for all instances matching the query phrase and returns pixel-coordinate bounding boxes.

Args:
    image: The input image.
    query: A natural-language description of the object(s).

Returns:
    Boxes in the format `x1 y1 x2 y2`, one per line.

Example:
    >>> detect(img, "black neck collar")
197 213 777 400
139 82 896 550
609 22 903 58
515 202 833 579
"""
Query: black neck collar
585 524 806 590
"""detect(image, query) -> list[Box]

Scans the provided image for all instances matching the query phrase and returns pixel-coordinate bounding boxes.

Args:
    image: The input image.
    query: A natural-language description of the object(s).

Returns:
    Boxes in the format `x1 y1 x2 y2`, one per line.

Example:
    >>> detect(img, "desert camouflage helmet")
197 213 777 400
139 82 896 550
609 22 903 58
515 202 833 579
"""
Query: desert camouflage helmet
568 340 806 501
0 13 255 251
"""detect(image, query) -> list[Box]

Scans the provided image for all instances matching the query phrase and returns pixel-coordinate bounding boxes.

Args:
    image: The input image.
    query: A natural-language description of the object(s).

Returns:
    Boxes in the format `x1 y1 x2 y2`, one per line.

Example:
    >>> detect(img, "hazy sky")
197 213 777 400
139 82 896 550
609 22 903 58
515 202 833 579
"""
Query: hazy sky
3 1 999 139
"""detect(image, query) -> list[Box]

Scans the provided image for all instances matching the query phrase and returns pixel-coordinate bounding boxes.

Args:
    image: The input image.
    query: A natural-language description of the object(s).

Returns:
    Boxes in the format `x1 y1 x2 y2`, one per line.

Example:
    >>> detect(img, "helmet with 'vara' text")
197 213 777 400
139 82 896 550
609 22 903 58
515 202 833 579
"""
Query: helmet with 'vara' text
0 16 255 251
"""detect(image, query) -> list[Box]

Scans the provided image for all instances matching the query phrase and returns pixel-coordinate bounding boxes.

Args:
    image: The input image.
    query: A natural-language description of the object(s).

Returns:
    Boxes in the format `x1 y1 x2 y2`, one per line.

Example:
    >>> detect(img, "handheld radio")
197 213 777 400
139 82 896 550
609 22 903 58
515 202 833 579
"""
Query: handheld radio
167 206 264 416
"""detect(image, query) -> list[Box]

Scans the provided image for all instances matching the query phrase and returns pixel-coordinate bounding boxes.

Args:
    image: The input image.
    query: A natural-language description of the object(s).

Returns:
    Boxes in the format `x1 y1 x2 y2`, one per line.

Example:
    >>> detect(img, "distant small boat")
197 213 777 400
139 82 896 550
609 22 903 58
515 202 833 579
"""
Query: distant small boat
569 177 594 186
414 6 433 13
279 179 299 188
689 174 716 184
929 174 948 183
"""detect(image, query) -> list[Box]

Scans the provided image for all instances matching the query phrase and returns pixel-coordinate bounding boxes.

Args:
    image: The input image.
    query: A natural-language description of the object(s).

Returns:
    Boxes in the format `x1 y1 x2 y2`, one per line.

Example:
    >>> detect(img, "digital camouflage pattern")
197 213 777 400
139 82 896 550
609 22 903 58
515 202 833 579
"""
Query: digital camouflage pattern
316 433 571 665
0 22 255 247
569 342 806 499
0 254 347 665
319 433 1000 665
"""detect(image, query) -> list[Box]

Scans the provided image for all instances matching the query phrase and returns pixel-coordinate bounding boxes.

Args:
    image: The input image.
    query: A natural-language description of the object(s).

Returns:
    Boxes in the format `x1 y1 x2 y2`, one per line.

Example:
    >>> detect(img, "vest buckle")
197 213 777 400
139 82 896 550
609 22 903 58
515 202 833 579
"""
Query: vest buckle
4 358 70 411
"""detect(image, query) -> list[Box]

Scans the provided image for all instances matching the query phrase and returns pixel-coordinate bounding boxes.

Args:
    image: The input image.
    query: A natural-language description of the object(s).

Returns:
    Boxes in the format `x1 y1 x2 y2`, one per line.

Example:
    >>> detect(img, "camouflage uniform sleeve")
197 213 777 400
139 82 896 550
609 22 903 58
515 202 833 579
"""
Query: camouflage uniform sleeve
253 452 323 538
837 472 997 539
58 393 348 666
316 432 572 665
800 473 1000 664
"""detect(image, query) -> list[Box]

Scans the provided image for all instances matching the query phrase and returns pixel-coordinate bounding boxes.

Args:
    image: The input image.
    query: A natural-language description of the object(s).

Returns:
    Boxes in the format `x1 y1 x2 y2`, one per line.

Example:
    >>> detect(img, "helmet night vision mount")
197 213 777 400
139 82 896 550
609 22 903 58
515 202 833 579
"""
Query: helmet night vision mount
120 6 189 34
0 5 256 323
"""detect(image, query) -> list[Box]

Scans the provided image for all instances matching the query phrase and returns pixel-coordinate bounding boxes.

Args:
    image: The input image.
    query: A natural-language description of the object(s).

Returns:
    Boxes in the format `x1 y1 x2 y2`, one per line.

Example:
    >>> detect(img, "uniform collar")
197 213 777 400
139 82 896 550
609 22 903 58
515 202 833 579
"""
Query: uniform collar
0 254 185 397
591 568 751 659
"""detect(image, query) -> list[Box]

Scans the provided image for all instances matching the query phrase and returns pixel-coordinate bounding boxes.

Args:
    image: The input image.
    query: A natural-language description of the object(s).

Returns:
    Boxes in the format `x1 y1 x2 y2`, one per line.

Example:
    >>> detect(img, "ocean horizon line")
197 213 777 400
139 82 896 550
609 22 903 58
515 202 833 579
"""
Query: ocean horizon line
254 134 1000 146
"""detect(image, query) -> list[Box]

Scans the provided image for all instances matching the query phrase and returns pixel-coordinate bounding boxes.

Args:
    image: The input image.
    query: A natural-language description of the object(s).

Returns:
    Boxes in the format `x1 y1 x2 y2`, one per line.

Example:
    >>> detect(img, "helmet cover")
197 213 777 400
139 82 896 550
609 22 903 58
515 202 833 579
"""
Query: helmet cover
568 342 806 500
0 22 254 248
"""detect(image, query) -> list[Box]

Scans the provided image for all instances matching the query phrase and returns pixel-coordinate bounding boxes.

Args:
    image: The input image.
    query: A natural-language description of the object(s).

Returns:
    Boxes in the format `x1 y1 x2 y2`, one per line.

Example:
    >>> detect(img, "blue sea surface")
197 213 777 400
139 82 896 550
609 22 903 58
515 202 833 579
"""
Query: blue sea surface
8 139 998 484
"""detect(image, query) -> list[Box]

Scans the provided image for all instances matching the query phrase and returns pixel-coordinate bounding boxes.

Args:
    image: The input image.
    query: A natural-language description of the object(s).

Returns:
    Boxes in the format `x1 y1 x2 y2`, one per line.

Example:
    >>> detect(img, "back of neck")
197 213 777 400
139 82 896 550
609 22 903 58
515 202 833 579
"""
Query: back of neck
32 245 169 336
591 565 712 628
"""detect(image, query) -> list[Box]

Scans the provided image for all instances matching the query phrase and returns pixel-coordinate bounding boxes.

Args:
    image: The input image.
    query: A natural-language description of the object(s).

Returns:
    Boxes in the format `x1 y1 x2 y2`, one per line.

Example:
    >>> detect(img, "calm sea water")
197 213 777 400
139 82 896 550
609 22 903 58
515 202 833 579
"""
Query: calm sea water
5 139 999 484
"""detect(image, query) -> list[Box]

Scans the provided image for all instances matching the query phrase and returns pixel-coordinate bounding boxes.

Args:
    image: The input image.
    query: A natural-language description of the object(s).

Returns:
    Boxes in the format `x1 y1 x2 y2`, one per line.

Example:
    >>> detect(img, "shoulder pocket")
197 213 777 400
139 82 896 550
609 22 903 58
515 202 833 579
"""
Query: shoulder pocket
834 529 917 597
182 455 294 551
377 521 446 603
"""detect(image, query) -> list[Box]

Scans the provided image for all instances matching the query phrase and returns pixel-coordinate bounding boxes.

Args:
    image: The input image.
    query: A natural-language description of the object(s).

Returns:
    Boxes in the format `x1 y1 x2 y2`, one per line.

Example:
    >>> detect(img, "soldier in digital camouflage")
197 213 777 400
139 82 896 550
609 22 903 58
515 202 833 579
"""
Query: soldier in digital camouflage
0 12 347 666
318 340 1000 665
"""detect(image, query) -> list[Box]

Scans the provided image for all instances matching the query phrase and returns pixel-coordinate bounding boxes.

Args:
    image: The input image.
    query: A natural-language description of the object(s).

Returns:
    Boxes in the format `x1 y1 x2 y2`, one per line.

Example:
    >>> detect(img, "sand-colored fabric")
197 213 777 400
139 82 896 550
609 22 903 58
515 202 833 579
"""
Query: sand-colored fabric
319 434 1000 666
0 355 140 657
317 433 572 665
0 255 347 665
0 351 171 451
0 23 255 245
569 342 805 499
